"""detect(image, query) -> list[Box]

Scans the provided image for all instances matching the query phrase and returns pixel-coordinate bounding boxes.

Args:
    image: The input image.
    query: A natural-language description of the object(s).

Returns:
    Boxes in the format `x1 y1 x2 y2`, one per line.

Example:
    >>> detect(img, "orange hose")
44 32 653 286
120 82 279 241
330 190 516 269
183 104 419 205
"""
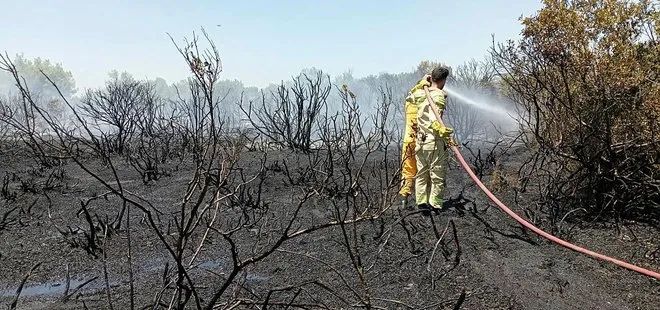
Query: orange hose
422 85 660 280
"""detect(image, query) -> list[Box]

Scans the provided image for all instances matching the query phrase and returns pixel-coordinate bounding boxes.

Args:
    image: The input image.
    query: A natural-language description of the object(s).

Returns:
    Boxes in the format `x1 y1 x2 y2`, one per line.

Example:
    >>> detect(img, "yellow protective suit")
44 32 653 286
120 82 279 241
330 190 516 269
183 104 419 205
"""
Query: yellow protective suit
399 78 431 196
412 86 451 209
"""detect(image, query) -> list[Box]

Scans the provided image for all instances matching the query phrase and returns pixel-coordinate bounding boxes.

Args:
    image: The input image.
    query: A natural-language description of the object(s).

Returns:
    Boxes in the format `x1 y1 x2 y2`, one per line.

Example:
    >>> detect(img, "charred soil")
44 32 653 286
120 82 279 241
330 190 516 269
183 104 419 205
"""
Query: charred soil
0 146 658 310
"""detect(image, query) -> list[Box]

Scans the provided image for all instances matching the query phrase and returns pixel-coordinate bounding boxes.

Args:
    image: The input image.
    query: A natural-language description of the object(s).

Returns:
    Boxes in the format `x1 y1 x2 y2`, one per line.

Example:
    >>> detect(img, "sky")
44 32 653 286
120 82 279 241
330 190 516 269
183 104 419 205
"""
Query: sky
1 0 544 91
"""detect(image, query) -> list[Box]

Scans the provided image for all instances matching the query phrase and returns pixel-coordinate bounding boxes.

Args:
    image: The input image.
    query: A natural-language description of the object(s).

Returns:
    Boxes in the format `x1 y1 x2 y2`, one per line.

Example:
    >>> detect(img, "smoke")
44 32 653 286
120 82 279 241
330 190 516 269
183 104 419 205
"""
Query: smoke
1 55 526 144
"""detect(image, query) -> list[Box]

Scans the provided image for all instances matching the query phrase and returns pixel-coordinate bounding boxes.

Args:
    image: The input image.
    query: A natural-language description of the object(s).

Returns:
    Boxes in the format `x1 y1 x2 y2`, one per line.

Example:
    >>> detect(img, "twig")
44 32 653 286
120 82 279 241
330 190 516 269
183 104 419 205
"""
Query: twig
452 289 466 310
102 223 114 310
557 208 586 237
63 263 70 299
61 276 99 302
451 220 461 265
125 201 135 310
427 220 451 272
275 249 357 304
9 262 42 310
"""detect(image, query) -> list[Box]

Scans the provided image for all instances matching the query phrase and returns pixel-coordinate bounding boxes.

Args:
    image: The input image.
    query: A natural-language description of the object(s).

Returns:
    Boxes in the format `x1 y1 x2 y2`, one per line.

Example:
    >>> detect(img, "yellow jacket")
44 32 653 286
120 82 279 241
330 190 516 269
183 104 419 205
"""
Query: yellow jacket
410 86 447 150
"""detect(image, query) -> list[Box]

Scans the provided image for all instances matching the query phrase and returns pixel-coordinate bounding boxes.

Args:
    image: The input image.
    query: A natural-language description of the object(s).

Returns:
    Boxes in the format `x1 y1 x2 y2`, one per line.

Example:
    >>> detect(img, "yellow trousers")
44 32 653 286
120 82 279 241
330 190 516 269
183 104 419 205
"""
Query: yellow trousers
399 141 417 196
415 139 448 208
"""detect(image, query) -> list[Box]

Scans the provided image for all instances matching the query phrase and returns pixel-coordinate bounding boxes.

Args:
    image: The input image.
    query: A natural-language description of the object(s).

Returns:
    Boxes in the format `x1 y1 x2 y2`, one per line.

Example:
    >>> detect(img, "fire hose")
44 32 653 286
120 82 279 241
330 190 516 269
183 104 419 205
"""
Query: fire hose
422 85 660 280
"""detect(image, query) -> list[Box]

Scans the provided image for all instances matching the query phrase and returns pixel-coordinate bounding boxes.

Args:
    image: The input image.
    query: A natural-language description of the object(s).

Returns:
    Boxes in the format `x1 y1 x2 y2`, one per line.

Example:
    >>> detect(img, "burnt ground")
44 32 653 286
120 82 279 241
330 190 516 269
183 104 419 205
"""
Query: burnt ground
0 145 658 310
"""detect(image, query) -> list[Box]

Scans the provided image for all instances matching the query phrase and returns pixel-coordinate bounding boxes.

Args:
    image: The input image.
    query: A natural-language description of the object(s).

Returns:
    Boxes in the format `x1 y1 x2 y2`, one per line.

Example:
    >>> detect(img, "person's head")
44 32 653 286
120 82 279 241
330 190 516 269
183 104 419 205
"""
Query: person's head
430 66 450 89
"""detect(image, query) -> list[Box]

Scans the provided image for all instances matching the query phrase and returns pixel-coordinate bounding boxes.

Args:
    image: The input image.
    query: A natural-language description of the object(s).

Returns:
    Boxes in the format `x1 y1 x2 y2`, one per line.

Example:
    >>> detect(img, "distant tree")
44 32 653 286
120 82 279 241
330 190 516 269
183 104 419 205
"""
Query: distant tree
0 54 77 99
107 69 136 84
416 60 452 77
452 58 495 89
214 79 252 122
333 69 355 85
0 54 77 126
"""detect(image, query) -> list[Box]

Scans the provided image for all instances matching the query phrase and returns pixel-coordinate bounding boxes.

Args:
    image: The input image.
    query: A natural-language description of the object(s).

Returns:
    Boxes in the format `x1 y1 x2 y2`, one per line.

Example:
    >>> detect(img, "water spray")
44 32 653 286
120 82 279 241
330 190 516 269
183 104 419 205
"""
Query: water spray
443 85 511 117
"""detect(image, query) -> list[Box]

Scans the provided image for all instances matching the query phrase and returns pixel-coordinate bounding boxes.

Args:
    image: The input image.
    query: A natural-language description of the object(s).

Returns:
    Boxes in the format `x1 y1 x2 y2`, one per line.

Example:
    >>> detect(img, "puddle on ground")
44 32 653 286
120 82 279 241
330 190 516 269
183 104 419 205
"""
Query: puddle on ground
245 274 269 281
0 278 120 298
197 260 223 270
0 279 86 297
0 264 269 299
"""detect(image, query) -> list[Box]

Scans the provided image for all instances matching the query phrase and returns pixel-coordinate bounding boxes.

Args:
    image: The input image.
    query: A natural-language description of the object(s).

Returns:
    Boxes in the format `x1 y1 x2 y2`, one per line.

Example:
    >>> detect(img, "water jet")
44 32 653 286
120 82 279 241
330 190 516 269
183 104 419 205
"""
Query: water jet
443 85 511 117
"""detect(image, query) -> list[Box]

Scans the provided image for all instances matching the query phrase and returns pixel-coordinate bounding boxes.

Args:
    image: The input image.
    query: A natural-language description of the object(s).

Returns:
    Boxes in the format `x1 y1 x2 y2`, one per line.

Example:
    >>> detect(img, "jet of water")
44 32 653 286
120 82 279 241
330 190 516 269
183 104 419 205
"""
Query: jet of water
443 85 511 117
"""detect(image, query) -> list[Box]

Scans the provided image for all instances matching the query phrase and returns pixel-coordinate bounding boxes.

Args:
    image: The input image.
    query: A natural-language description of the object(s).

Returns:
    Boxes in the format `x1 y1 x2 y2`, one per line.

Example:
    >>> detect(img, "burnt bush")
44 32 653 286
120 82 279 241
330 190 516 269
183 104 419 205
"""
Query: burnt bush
239 71 331 153
125 85 185 184
78 75 149 155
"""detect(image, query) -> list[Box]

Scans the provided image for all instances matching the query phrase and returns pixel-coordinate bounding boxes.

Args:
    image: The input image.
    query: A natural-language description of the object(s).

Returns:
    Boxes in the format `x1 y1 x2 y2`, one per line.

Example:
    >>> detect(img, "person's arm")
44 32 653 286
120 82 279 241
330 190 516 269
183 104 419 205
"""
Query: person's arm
403 74 430 109
410 74 431 93
431 90 447 112
429 90 454 136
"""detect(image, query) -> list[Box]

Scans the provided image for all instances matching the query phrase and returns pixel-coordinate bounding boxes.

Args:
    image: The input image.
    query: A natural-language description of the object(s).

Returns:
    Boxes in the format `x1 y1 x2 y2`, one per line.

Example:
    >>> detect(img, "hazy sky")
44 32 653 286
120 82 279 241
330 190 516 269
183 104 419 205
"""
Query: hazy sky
1 0 543 91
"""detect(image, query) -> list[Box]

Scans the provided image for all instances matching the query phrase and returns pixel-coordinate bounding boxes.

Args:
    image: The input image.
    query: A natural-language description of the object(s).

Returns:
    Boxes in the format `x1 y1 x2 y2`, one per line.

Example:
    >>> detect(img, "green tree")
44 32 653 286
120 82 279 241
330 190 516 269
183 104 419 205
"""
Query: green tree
0 54 76 99
107 69 135 84
415 60 452 78
0 54 77 124
492 0 659 224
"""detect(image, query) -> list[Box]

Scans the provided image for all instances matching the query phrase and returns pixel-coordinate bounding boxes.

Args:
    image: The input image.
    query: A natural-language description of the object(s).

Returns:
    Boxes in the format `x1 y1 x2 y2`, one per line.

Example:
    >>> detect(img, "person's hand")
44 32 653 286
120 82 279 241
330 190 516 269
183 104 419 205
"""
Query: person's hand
414 74 432 90
422 74 431 86
430 121 443 133
430 121 453 137
446 136 459 147
443 126 454 136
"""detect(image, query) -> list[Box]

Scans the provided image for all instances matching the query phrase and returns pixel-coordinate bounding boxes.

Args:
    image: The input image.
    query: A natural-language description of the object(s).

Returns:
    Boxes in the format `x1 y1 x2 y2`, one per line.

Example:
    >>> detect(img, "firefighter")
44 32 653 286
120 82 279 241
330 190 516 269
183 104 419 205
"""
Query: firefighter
412 66 454 211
